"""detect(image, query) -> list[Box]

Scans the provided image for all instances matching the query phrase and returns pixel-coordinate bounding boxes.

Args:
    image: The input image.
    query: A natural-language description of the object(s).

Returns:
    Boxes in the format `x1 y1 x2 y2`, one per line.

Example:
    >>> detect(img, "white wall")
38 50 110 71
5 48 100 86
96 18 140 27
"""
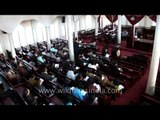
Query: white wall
0 31 11 55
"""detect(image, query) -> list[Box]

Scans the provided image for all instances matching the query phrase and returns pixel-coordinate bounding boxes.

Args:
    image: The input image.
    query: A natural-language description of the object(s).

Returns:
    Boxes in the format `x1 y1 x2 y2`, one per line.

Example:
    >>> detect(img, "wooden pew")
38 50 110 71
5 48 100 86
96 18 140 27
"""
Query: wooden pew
140 93 160 105
0 73 27 105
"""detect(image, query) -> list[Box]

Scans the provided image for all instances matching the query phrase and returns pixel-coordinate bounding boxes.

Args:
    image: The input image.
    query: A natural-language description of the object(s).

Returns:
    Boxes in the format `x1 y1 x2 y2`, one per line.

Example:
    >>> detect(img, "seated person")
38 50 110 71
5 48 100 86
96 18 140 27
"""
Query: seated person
65 95 73 106
48 62 59 73
28 74 38 86
40 67 57 82
50 52 58 60
122 30 128 39
82 54 89 61
76 54 87 67
18 62 29 78
84 85 100 105
66 102 73 105
23 88 38 105
27 51 34 57
101 74 110 87
112 78 124 92
35 77 45 90
89 42 96 48
58 50 68 60
10 58 17 69
50 47 58 53
37 55 45 63
70 87 88 102
136 28 142 38
62 60 72 68
63 46 69 52
86 69 95 78
92 83 101 93
5 68 19 84
87 63 99 71
109 78 124 92
66 68 78 81
104 52 110 60
28 61 35 66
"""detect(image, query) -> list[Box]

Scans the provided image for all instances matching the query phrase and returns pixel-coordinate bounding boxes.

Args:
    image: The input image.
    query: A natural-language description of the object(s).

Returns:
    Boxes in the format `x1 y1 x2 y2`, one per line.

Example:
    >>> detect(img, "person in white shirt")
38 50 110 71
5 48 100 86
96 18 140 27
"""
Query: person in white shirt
105 53 110 60
66 68 78 80
88 63 99 71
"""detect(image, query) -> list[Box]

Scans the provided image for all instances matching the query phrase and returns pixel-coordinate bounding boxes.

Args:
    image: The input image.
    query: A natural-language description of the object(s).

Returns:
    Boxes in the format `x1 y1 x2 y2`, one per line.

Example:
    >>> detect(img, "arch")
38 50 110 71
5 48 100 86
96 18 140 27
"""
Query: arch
0 15 59 33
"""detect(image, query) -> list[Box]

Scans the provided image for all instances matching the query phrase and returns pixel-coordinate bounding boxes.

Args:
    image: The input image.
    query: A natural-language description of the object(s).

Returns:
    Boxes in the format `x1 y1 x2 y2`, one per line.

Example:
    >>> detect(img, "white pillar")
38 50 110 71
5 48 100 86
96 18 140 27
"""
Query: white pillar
59 20 65 39
95 17 98 36
64 22 68 40
45 26 51 49
79 16 85 30
74 21 78 38
145 15 160 95
67 15 75 61
31 20 38 45
117 15 122 44
112 22 114 30
8 33 16 58
133 25 136 38
73 15 79 39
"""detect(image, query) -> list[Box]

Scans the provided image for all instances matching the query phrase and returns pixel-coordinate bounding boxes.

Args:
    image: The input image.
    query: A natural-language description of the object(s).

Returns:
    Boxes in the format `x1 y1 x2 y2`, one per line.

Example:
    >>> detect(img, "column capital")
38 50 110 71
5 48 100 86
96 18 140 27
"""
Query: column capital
94 15 99 19
73 15 79 22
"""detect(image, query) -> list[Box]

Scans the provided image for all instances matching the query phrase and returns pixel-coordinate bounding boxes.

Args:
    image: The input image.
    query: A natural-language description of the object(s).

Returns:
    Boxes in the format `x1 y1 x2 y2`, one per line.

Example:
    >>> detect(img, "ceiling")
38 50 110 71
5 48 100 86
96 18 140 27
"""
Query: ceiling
0 15 61 33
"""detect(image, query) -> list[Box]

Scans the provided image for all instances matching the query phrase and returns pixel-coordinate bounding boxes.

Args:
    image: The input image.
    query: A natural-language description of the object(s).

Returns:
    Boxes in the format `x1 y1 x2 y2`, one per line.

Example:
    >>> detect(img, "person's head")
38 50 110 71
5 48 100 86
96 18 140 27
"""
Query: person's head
96 63 99 68
24 89 30 96
101 74 105 80
5 68 10 73
11 58 16 62
78 54 83 58
42 67 48 73
19 62 23 67
38 78 44 86
87 68 92 73
30 74 36 79
76 74 84 81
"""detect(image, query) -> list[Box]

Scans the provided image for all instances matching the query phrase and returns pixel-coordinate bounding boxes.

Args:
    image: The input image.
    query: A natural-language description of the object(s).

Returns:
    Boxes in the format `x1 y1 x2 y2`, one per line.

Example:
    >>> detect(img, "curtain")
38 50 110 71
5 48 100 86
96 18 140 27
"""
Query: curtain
148 15 157 22
125 15 145 25
102 15 111 28
105 15 118 23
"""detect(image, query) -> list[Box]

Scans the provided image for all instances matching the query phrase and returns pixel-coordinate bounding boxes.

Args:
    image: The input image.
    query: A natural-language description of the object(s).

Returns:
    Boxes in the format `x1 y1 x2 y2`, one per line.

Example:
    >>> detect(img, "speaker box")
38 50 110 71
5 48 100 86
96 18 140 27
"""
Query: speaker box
62 16 65 23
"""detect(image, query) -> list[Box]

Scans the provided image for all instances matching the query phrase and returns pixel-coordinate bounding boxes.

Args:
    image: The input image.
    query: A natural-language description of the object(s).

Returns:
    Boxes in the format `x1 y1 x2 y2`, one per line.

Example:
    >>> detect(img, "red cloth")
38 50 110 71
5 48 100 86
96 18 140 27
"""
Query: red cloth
125 15 144 25
148 15 157 22
105 15 118 23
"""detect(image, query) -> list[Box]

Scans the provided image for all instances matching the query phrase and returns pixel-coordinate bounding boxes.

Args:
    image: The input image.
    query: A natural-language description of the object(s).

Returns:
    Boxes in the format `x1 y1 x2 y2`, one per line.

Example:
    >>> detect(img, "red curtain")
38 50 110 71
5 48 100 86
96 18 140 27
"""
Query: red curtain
125 15 145 25
105 15 118 23
148 15 157 22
